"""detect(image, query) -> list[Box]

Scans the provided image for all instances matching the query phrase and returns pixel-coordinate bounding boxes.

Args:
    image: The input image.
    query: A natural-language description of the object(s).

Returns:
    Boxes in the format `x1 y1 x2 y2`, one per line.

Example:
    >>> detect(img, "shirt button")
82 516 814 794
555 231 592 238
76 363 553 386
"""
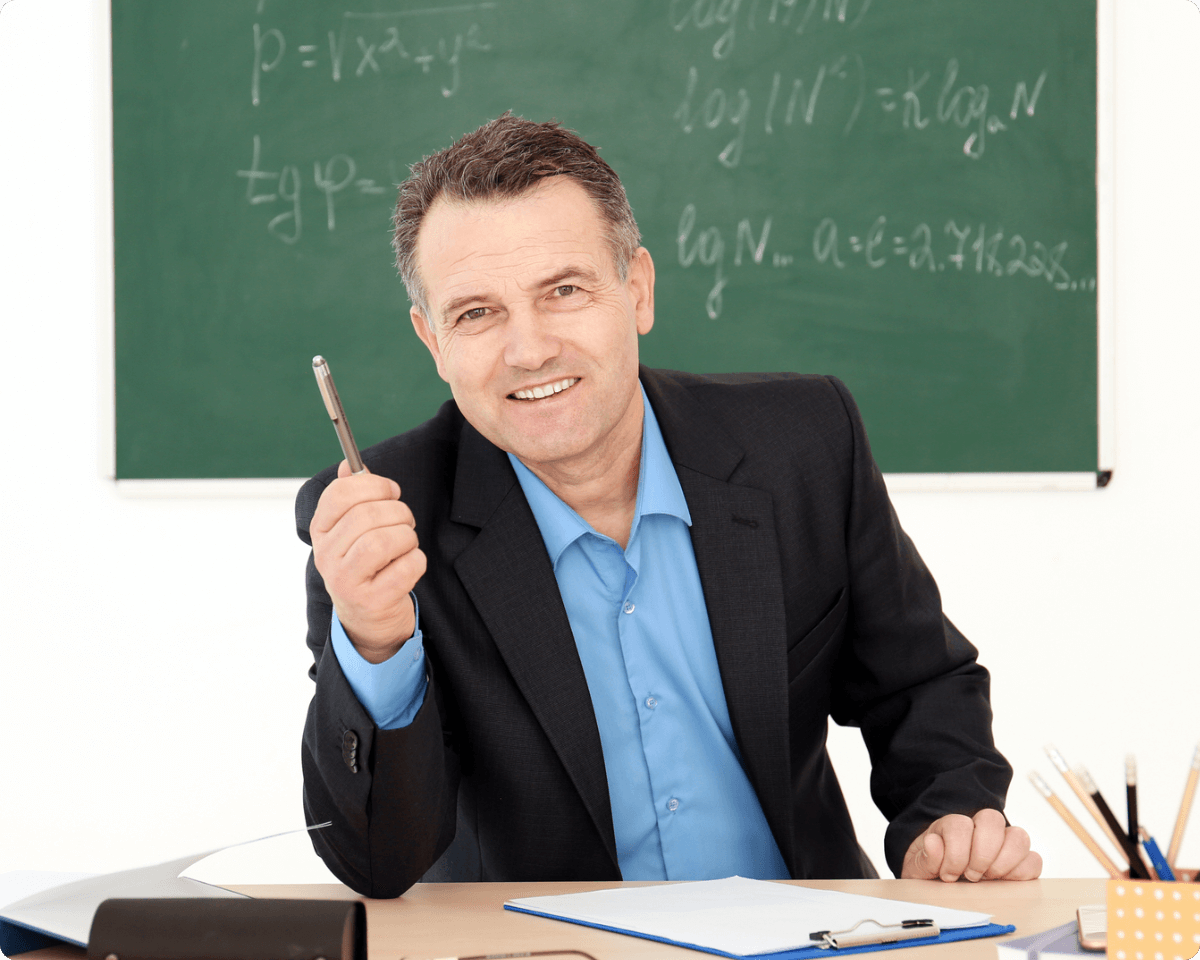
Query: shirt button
645 696 657 709
623 601 635 614
667 798 680 812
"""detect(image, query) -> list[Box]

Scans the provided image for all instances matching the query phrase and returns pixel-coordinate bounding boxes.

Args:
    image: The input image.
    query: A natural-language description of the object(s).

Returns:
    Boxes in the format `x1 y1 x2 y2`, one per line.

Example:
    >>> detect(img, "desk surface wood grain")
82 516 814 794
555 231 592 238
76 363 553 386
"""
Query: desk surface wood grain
16 878 1107 960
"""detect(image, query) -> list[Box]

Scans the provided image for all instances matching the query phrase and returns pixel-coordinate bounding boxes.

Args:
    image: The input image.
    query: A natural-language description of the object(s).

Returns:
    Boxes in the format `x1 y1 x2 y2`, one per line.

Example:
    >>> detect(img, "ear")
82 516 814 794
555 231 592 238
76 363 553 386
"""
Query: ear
410 306 450 383
627 247 655 336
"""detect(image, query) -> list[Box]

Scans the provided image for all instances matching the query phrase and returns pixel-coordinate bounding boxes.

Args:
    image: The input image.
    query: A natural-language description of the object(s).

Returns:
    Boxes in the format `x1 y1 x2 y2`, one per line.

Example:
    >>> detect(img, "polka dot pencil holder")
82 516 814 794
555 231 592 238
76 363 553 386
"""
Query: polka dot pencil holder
1106 876 1200 960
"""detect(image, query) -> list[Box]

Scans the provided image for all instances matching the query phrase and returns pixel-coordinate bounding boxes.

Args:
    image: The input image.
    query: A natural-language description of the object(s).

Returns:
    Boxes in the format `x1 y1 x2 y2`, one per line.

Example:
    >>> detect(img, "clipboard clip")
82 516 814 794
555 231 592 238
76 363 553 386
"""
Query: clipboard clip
809 918 939 949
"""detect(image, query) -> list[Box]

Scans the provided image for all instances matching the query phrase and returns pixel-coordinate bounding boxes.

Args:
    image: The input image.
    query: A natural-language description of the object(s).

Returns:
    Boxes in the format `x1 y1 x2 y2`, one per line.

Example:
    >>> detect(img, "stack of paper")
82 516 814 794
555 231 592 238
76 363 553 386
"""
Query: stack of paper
506 876 1009 958
0 852 245 951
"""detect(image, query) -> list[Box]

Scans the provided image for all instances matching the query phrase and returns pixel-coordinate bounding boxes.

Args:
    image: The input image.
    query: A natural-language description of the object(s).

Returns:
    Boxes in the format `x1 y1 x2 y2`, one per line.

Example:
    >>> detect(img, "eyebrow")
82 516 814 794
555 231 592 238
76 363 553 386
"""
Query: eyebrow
438 265 603 323
540 265 601 289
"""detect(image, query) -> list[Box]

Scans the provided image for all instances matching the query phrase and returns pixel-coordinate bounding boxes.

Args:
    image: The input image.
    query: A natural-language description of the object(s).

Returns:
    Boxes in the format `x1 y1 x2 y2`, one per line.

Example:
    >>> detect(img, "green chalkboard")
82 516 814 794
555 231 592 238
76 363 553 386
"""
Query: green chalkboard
112 0 1097 478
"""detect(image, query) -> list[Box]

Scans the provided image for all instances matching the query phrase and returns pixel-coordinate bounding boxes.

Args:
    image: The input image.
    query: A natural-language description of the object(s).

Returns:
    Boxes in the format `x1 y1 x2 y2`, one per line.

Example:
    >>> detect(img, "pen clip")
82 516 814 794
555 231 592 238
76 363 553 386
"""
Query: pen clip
809 918 938 949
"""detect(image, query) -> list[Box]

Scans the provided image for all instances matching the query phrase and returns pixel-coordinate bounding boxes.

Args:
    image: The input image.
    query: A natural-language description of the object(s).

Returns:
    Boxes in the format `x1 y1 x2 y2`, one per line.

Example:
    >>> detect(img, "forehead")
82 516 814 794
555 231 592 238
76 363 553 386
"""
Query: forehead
414 178 613 303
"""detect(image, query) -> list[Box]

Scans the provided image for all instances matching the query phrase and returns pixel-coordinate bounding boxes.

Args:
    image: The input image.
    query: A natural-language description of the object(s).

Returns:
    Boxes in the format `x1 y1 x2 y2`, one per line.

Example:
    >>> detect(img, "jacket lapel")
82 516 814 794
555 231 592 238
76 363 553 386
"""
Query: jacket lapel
448 419 618 869
641 369 795 870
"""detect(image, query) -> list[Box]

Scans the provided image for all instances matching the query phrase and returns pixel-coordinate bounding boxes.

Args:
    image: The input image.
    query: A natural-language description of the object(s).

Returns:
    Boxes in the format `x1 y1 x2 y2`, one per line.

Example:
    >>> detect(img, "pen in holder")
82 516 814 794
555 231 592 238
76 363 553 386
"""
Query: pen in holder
1032 742 1200 888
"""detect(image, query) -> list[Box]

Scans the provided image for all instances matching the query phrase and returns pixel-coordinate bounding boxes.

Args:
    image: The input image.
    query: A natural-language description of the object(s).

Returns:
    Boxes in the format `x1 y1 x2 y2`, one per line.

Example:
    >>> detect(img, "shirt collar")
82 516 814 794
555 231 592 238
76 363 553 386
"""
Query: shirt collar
508 380 692 568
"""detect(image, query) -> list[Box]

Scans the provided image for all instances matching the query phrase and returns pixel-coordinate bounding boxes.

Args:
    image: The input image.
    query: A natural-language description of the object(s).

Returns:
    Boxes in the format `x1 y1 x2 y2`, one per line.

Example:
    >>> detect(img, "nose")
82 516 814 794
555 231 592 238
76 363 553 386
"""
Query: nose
502 302 562 371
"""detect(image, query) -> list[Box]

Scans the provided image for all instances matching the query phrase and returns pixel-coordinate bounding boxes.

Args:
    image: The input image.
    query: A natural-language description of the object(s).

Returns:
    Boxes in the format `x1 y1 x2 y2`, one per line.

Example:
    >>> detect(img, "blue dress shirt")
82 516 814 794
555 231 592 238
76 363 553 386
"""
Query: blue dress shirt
331 384 788 880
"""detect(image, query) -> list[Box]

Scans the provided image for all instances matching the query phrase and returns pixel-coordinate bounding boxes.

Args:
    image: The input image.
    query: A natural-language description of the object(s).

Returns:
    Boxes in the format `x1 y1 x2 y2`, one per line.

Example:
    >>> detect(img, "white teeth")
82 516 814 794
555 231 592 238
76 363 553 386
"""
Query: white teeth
513 378 578 401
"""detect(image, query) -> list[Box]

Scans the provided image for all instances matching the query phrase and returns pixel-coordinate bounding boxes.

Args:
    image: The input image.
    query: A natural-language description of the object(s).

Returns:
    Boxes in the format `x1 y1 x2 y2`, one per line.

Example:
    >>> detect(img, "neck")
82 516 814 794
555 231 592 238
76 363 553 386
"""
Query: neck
518 405 644 550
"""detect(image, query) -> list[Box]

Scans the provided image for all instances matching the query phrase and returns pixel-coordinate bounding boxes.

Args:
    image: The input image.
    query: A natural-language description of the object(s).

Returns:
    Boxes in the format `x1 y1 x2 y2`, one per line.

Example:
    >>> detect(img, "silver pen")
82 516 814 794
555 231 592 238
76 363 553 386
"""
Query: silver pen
312 355 366 474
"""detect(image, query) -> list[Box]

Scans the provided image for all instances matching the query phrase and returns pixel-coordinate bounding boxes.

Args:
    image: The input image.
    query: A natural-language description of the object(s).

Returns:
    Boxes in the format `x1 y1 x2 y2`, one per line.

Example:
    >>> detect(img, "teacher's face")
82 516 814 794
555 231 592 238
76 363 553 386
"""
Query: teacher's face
410 175 655 474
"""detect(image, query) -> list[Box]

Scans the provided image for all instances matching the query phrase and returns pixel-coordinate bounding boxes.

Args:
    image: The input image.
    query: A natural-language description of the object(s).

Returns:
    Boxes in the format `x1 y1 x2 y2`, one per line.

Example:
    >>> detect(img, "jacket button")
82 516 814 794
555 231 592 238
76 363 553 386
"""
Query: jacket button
342 730 360 773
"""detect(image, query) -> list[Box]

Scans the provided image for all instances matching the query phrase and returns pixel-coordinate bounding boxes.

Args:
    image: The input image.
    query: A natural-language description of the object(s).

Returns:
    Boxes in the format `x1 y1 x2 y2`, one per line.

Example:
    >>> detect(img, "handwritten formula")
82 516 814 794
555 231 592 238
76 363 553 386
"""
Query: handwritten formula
678 205 1095 320
250 5 495 105
230 0 1096 324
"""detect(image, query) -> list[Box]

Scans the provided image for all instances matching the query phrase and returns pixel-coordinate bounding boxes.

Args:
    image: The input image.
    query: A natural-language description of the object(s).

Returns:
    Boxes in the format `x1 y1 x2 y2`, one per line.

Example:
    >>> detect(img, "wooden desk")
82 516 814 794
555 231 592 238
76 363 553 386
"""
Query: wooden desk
19 879 1106 960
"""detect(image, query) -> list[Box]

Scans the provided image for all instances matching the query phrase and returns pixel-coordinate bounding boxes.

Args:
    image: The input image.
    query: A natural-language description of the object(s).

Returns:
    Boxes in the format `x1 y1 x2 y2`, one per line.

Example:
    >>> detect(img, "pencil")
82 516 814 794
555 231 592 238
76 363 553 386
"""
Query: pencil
1076 766 1151 879
1044 745 1127 860
1029 772 1122 878
1166 741 1200 870
1125 754 1138 846
1139 826 1175 882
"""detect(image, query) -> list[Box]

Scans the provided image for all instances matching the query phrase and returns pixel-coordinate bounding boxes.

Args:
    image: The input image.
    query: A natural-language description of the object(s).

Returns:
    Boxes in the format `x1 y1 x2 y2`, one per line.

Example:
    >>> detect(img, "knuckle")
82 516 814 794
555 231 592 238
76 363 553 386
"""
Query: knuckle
363 499 392 527
402 524 420 551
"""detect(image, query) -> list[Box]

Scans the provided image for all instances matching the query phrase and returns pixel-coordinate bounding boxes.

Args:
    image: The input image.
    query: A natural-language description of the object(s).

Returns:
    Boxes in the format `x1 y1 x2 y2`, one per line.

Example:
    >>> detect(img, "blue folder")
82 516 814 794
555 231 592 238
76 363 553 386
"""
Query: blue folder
504 903 1015 958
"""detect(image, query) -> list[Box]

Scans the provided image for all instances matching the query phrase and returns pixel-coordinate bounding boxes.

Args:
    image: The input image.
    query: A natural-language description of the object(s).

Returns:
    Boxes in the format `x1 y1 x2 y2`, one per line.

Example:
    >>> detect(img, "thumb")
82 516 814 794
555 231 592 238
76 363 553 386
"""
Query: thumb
911 831 945 880
336 458 370 478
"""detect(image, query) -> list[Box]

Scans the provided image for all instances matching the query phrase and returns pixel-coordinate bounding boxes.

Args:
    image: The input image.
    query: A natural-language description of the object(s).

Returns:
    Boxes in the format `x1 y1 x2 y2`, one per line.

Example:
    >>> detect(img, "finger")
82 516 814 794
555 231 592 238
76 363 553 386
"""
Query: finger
319 498 416 564
963 809 1007 881
911 831 945 880
338 547 427 643
336 557 425 656
368 545 428 599
901 825 946 880
316 510 419 609
341 523 421 585
999 849 1043 881
311 471 402 535
931 814 975 881
981 825 1038 879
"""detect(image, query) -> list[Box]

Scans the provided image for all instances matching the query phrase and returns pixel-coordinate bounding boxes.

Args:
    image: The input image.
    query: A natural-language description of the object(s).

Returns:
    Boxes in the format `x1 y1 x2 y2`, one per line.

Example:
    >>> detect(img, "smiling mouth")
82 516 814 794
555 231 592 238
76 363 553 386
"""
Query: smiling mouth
509 377 579 401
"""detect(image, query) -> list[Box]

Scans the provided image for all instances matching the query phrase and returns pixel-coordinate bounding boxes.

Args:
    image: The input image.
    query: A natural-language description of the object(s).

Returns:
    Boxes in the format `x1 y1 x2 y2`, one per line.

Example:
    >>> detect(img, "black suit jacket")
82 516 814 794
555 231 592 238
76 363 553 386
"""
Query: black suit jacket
296 368 1012 897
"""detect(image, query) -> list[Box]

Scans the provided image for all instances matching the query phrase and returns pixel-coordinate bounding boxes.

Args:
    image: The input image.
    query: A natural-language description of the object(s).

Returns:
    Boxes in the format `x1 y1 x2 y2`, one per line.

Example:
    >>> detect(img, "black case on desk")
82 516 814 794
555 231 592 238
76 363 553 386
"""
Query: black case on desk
86 898 366 960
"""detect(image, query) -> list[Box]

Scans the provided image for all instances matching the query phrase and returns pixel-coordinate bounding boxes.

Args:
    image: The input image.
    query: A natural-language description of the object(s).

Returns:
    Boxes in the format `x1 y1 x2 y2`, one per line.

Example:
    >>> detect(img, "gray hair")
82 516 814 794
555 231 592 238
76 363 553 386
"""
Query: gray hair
392 113 641 319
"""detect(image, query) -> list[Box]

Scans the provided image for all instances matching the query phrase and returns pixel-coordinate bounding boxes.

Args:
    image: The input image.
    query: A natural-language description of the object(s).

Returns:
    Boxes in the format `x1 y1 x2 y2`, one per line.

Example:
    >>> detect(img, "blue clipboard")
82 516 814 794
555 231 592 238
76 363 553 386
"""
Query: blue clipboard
504 903 1015 958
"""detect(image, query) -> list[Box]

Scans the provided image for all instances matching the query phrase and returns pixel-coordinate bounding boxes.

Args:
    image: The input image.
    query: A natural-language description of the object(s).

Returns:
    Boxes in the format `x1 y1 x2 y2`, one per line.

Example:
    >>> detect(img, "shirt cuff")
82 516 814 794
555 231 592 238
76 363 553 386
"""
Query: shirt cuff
329 595 428 730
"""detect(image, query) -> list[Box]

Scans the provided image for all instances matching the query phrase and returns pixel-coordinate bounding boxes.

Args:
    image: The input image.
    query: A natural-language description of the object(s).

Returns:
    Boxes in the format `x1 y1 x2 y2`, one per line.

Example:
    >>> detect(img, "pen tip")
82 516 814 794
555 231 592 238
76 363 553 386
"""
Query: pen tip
312 355 326 367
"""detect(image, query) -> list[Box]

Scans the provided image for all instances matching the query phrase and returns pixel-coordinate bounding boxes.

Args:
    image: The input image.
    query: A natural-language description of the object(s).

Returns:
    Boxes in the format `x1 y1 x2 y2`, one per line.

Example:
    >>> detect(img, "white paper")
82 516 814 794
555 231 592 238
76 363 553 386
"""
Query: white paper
0 872 95 913
0 823 331 948
0 851 246 948
506 875 994 957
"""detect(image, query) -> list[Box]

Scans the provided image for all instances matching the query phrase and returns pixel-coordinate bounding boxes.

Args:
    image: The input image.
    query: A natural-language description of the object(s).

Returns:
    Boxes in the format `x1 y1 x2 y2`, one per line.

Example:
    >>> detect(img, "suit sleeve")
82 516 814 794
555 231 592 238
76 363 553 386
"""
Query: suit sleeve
825 377 1013 877
296 472 459 898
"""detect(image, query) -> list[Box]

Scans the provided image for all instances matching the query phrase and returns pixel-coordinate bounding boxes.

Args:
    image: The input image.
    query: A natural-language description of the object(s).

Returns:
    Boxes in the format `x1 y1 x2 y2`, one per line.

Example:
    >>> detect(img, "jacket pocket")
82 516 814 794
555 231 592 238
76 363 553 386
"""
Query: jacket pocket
787 587 849 682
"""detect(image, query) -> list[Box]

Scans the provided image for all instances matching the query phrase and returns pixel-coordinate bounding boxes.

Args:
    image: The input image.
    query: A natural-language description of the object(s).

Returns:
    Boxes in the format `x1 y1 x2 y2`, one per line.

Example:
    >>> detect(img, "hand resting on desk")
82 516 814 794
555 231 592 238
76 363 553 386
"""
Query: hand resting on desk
901 809 1042 881
310 460 427 664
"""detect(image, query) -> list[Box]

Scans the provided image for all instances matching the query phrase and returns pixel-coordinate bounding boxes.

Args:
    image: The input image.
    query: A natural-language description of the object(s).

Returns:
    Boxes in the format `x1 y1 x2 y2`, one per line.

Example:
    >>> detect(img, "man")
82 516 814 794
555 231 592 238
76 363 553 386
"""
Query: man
297 114 1041 898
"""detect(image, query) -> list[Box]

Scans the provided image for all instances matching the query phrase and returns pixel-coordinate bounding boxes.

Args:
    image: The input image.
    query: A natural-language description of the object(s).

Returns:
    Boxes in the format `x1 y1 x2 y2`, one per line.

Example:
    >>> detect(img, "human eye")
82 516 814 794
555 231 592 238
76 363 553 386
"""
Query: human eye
458 306 488 323
553 284 579 298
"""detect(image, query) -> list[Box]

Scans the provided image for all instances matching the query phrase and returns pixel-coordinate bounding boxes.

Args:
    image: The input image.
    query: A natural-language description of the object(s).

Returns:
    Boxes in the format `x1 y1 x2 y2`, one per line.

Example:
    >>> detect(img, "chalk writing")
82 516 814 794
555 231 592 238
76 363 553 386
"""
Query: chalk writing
669 0 872 60
674 54 1045 165
236 136 391 245
812 214 1092 291
675 203 1094 318
674 54 864 166
251 7 495 105
873 60 1048 158
677 204 773 318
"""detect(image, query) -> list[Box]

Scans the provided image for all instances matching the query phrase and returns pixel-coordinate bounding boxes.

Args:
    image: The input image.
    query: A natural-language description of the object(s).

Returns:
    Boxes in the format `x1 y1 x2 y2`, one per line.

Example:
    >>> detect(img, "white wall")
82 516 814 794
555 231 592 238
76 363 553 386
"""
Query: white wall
0 0 1197 884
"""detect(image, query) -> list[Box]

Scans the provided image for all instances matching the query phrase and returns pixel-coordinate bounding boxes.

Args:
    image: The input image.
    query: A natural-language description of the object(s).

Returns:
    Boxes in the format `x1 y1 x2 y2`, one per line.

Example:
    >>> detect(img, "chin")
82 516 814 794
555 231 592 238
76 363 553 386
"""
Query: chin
508 441 582 467
508 426 598 463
